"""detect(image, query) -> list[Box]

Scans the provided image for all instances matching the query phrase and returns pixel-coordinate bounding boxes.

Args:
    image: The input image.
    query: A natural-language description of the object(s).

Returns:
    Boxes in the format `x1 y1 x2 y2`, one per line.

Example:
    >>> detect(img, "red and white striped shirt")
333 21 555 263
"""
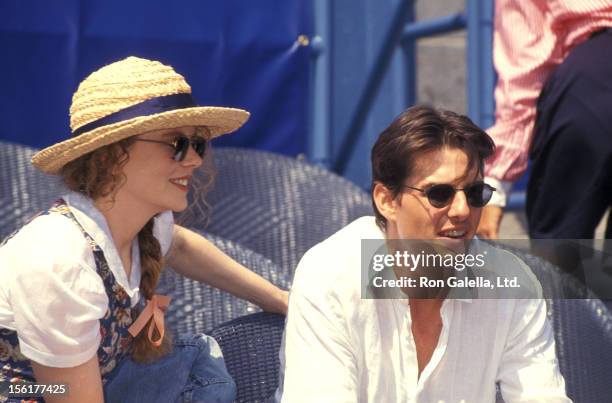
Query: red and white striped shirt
485 0 612 204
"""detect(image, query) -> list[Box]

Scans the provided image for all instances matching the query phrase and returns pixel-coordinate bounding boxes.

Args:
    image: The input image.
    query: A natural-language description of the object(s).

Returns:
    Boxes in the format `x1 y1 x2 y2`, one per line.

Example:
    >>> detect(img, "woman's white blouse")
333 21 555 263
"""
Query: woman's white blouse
0 192 174 368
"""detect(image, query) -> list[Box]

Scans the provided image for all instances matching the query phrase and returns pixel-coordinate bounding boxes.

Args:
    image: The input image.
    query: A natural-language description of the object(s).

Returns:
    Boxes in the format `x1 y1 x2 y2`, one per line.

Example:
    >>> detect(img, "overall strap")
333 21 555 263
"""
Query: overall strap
1 198 97 250
48 199 101 252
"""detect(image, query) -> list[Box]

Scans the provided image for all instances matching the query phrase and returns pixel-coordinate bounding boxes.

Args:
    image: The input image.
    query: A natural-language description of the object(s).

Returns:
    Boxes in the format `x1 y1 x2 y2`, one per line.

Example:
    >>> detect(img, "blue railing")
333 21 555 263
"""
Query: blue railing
333 0 415 175
309 0 525 210
309 0 331 168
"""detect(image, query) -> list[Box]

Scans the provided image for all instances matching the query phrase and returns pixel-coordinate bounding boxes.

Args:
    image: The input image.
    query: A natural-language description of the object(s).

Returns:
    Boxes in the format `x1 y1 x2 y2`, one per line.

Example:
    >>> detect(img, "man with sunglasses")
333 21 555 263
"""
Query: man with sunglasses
277 106 568 402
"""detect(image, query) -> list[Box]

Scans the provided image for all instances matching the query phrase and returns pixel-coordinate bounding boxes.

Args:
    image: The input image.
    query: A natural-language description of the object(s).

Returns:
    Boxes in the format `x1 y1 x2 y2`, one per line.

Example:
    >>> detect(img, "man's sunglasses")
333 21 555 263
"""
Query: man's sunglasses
134 135 207 161
403 182 496 208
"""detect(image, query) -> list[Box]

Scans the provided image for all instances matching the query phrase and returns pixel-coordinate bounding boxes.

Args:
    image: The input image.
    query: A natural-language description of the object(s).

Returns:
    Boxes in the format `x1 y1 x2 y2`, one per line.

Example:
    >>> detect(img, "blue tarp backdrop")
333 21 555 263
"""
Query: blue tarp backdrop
0 0 312 156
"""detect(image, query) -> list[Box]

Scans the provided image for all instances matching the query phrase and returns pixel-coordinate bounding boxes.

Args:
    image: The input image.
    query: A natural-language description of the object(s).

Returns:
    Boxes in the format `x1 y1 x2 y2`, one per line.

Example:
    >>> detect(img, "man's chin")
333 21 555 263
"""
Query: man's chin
434 237 472 254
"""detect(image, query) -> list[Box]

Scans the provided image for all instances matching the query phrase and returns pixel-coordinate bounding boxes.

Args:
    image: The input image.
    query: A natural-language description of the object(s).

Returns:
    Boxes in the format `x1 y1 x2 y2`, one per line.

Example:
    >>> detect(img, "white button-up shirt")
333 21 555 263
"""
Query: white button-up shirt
278 217 569 402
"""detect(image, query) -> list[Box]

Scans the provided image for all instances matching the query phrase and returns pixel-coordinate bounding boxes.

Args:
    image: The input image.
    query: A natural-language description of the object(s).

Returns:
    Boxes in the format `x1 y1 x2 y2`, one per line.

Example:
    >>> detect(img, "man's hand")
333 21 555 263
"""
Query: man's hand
477 205 504 239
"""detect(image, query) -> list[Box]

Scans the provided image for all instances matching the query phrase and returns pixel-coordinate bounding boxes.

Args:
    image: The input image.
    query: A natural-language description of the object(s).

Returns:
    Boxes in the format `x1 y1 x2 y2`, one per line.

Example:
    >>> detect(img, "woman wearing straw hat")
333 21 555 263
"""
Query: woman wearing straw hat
0 56 288 402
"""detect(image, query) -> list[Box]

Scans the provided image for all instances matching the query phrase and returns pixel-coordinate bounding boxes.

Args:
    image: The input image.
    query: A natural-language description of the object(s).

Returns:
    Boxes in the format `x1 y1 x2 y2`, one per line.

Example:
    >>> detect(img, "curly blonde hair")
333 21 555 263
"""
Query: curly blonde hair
60 131 214 363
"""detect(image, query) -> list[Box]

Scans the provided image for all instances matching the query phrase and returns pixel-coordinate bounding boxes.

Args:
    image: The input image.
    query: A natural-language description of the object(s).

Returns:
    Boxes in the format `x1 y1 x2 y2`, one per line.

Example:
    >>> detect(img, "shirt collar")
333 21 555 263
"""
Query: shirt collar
62 191 141 301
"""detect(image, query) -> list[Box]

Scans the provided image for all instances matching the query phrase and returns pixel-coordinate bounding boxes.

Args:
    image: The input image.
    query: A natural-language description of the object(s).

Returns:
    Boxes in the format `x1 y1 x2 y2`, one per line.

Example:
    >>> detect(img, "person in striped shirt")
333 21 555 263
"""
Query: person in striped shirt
477 0 612 273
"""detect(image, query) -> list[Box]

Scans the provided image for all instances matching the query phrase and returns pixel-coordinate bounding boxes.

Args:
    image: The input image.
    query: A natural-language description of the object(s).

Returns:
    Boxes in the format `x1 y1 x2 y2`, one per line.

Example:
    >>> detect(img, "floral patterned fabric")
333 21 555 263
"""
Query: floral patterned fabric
0 199 139 401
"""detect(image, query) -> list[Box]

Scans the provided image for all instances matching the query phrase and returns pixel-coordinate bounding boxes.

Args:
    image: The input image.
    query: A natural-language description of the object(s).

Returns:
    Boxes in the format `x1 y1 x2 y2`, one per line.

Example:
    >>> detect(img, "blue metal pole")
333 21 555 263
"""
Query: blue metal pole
401 1 416 108
507 192 526 210
308 0 332 168
401 13 466 42
334 0 415 174
480 0 495 129
466 0 495 129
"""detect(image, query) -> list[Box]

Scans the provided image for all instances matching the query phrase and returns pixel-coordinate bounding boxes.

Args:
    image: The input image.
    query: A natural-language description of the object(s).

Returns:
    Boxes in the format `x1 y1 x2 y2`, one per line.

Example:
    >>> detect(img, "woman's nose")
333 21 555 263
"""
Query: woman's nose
181 144 204 168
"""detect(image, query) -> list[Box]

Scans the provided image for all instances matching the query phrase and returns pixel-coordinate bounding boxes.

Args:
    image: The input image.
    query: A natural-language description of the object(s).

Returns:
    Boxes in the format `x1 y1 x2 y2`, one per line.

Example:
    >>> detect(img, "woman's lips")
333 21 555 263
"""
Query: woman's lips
169 177 189 192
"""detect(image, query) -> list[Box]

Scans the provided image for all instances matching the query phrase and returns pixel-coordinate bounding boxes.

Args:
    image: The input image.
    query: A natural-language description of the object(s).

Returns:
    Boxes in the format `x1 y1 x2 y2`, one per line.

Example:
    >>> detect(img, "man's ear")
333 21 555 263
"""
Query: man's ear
373 182 398 223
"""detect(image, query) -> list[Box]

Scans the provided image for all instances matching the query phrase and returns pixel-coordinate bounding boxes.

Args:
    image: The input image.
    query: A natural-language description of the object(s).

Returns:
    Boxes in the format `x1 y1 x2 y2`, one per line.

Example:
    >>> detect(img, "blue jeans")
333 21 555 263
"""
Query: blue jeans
104 334 236 403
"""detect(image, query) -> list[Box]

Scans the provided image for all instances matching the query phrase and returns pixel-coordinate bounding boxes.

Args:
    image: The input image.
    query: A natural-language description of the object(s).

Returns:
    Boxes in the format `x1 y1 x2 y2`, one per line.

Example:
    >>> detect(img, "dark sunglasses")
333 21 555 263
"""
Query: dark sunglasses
134 135 207 161
403 182 496 208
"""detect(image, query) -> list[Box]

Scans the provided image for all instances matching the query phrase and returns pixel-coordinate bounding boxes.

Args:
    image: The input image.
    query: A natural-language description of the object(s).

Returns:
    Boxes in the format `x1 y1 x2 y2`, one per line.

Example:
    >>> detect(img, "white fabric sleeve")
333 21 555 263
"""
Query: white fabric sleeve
486 176 513 207
8 215 108 368
154 210 175 256
497 298 570 402
279 251 359 403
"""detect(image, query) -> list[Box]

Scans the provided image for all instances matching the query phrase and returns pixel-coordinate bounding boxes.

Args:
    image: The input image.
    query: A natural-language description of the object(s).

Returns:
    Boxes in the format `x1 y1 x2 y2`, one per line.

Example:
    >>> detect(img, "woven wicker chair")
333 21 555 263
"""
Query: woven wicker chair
0 140 66 241
179 147 373 279
496 247 612 403
209 312 285 403
158 230 290 335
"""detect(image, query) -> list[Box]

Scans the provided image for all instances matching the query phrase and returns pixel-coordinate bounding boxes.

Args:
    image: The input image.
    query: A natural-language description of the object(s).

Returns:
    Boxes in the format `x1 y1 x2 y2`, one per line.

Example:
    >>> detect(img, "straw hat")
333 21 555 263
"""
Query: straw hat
31 56 250 174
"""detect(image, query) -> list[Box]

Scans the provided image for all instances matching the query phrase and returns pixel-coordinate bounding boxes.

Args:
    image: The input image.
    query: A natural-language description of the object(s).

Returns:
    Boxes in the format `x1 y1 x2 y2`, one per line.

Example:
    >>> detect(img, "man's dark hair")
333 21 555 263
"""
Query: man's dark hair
371 105 495 232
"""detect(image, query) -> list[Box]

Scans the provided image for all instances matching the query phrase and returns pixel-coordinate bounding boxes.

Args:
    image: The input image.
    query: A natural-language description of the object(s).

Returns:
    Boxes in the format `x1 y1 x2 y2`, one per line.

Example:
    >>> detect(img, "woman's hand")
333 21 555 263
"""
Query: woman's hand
264 288 289 315
167 225 289 315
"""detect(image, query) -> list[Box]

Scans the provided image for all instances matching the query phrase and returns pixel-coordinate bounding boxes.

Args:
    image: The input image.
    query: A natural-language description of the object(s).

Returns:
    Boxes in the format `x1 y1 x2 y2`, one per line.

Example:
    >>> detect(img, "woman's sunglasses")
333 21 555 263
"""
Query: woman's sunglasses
134 135 207 161
403 182 496 208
